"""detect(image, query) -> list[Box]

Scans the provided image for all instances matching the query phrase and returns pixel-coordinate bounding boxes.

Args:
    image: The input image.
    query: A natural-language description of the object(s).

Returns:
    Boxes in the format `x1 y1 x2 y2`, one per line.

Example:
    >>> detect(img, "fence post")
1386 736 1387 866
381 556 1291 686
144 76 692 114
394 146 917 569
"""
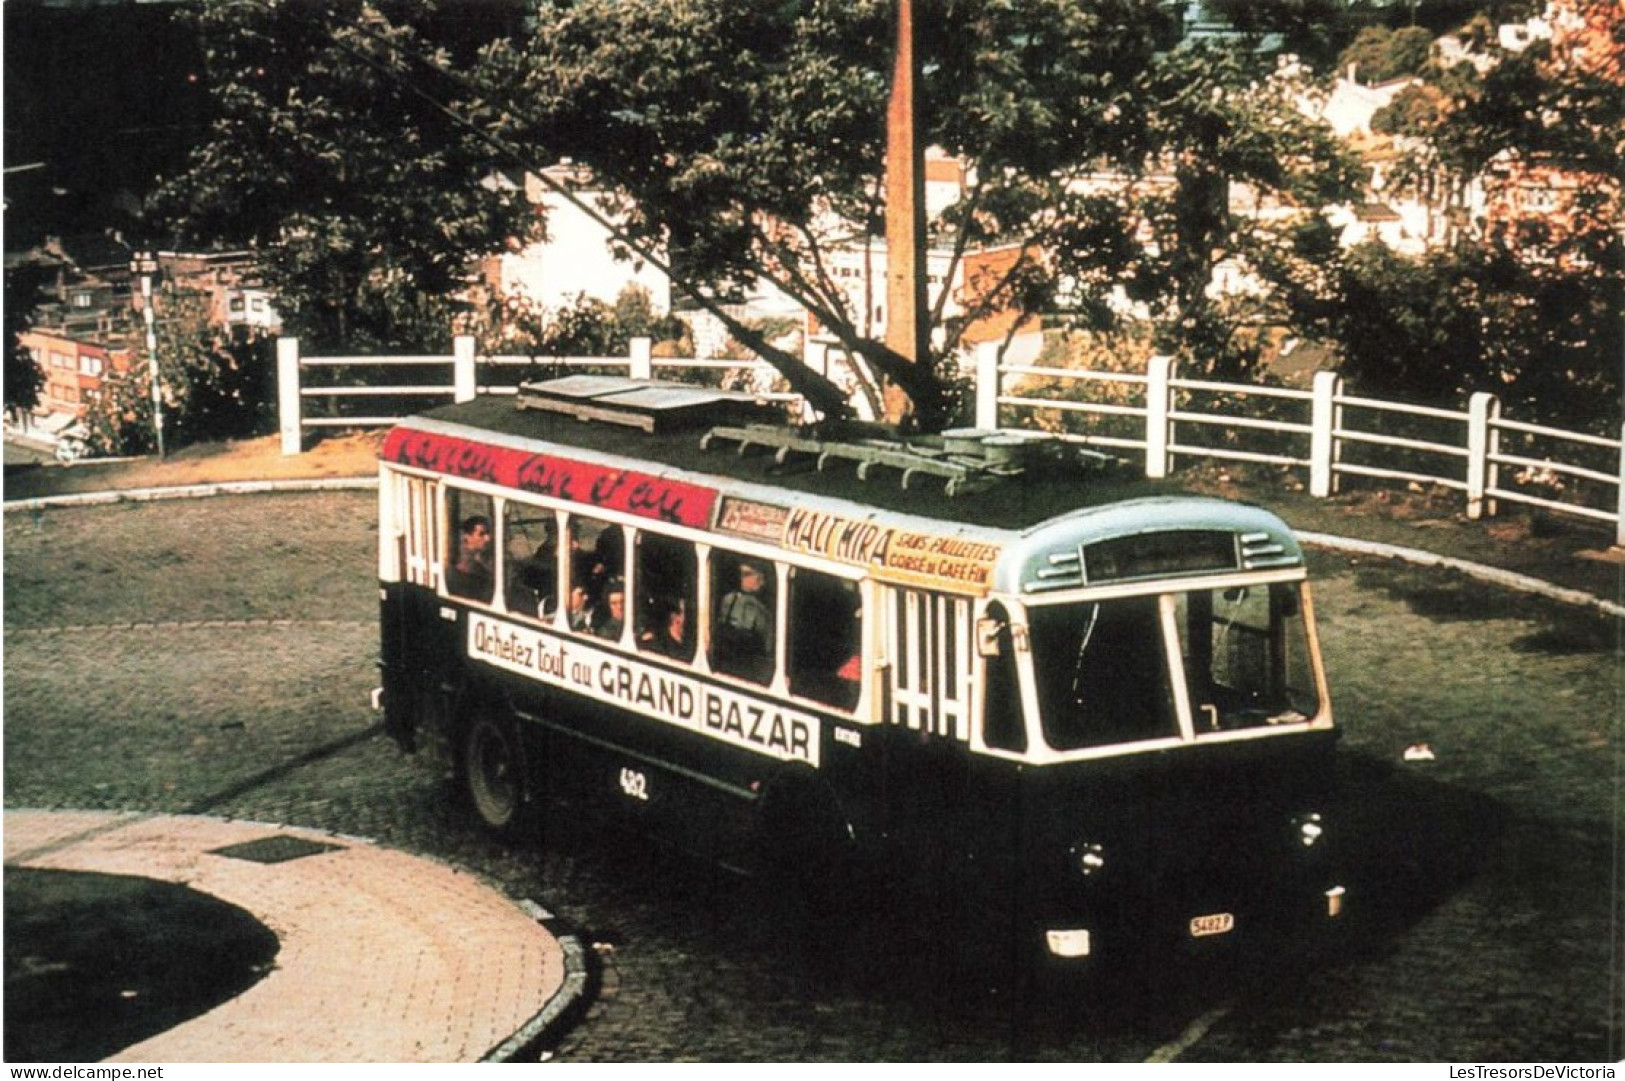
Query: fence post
1615 420 1624 548
1309 370 1340 498
277 337 303 456
629 336 653 380
975 340 1001 431
1465 391 1498 520
453 336 477 403
1146 354 1175 479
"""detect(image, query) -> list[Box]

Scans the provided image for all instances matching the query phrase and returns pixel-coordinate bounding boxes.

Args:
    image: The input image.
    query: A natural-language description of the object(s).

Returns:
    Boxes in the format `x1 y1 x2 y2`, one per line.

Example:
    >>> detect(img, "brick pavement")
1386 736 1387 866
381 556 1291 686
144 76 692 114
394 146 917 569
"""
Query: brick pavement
4 810 570 1063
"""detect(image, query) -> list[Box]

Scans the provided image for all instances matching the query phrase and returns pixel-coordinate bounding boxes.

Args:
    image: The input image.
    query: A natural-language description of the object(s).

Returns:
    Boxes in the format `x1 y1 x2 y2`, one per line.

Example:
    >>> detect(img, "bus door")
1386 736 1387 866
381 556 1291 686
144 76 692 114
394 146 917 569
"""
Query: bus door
879 586 976 877
380 469 443 749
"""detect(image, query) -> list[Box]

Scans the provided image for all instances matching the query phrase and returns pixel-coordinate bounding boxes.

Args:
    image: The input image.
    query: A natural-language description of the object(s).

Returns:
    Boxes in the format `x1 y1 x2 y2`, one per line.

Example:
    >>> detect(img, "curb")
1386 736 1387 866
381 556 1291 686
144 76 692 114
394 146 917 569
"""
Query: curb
5 810 586 1063
482 900 596 1063
1298 530 1624 620
3 476 378 512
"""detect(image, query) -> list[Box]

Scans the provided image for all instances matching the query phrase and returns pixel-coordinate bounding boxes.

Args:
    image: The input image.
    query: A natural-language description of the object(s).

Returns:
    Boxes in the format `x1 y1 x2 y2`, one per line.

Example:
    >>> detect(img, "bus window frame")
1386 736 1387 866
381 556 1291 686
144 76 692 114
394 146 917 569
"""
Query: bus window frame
998 567 1325 763
631 525 699 665
707 547 783 692
784 564 868 717
441 485 496 605
498 497 561 625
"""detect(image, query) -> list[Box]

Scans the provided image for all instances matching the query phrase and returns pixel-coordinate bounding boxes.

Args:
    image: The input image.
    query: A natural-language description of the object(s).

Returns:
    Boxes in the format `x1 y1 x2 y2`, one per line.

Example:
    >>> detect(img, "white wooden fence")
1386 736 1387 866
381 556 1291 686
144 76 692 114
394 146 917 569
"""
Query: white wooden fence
277 336 1625 545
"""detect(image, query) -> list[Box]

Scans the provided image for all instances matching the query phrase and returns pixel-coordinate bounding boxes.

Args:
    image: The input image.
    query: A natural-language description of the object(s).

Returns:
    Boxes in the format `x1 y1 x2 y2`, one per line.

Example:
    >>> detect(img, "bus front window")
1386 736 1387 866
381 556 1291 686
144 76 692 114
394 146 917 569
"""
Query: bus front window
1176 583 1320 732
1029 597 1179 751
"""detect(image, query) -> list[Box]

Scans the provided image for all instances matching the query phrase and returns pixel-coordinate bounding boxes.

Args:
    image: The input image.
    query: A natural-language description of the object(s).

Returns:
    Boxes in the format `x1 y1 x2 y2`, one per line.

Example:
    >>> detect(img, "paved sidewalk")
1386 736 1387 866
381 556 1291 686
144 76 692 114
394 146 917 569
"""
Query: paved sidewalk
4 810 574 1063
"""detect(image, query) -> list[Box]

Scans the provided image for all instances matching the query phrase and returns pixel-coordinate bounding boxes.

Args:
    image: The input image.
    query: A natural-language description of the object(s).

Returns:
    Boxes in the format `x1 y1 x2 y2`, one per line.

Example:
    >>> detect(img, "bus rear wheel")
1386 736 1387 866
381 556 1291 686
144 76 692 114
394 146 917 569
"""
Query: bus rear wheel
464 715 529 836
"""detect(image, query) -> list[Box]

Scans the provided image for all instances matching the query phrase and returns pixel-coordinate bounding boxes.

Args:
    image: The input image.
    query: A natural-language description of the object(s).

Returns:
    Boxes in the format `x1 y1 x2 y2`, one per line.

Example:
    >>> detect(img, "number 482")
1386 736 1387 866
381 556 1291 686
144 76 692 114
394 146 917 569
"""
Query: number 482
618 767 649 802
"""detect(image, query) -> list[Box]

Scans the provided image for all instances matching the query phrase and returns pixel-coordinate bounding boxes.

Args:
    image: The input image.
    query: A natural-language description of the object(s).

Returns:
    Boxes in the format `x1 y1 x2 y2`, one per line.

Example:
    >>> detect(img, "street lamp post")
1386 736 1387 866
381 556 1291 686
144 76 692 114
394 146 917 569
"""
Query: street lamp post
130 251 165 458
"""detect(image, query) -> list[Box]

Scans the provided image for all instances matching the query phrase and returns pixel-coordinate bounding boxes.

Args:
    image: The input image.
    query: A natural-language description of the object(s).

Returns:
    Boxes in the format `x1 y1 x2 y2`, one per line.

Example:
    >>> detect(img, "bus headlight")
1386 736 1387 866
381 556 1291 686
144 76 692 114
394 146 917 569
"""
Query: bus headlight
1072 841 1106 877
1293 812 1325 848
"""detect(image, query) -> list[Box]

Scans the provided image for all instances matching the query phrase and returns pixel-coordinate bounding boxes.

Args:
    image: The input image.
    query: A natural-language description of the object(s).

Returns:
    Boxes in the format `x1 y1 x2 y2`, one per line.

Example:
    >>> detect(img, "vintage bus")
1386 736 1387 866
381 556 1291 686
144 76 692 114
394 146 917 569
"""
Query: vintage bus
376 376 1345 967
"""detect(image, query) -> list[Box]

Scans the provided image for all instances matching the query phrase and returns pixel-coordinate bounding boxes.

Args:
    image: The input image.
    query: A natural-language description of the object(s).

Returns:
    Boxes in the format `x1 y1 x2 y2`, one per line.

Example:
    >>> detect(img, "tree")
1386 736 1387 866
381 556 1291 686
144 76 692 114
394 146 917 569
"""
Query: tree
1317 240 1620 434
1048 45 1361 379
4 265 51 419
1346 0 1624 432
83 288 278 455
149 0 532 353
1338 25 1437 82
475 0 1355 425
1204 0 1352 68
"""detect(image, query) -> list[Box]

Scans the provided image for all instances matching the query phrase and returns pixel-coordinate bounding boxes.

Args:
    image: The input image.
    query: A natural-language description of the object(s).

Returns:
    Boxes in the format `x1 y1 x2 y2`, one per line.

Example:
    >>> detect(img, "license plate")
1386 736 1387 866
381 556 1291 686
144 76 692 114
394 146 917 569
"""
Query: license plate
1189 912 1235 938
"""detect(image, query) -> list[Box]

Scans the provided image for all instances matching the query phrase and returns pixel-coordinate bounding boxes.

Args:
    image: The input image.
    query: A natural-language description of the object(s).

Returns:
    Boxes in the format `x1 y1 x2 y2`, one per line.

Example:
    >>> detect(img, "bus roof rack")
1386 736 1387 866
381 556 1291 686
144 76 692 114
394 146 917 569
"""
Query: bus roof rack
516 375 778 433
700 422 1124 497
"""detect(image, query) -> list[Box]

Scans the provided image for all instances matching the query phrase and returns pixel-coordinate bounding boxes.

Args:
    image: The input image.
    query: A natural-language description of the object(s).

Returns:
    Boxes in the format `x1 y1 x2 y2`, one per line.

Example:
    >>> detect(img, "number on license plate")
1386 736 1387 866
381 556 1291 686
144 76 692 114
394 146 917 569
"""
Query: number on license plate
1189 912 1235 937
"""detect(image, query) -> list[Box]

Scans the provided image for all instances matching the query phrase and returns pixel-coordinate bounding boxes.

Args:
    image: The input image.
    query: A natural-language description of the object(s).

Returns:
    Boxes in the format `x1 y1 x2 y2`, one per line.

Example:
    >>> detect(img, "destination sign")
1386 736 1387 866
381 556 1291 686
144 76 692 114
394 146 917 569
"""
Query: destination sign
781 506 1001 593
384 428 718 528
715 496 790 541
468 614 820 767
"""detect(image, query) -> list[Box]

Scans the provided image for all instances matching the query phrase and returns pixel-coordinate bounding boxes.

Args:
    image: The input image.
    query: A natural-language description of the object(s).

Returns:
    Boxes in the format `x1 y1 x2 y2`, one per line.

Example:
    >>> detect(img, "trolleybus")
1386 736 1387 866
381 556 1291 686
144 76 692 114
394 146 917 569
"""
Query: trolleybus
376 375 1346 967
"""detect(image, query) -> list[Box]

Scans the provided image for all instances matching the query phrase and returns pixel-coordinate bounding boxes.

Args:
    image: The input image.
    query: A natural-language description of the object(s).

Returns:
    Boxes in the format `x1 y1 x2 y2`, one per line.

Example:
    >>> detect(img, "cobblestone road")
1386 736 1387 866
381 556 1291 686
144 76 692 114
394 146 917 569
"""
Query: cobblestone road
4 491 1619 1061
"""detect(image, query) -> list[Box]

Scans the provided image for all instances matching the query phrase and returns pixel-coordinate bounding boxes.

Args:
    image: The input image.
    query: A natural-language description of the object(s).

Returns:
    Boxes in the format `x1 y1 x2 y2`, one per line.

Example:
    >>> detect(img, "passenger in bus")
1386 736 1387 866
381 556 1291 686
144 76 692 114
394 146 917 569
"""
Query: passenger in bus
506 540 556 618
567 585 593 631
640 599 690 660
446 515 493 600
714 560 773 681
591 579 626 641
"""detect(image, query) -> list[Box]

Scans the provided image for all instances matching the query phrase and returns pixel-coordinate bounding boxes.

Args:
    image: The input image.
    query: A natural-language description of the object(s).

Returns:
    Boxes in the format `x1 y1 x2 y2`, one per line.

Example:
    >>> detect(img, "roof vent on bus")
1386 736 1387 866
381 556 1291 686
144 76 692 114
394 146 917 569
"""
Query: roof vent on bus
515 375 779 433
700 423 1122 496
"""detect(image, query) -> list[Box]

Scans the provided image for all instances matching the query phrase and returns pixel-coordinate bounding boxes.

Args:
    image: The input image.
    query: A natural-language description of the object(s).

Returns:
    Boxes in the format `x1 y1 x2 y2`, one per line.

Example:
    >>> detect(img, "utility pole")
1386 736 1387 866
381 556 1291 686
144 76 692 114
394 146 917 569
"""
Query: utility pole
883 0 928 426
131 251 166 458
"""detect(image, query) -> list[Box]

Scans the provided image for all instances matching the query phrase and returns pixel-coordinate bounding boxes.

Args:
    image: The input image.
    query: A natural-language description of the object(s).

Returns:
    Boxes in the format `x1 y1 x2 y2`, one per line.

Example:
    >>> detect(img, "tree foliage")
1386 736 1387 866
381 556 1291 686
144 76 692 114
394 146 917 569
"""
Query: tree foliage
4 265 51 418
1316 240 1620 433
83 289 277 456
475 0 1355 424
150 0 531 352
1204 0 1351 67
1338 25 1437 83
1343 2 1623 432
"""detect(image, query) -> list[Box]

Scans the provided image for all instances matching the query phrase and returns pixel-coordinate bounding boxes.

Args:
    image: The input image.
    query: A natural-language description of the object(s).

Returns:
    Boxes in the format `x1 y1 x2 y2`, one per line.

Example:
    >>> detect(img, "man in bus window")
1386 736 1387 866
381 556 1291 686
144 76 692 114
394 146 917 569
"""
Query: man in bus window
715 560 773 680
446 515 493 601
640 599 690 660
592 579 626 641
567 584 593 631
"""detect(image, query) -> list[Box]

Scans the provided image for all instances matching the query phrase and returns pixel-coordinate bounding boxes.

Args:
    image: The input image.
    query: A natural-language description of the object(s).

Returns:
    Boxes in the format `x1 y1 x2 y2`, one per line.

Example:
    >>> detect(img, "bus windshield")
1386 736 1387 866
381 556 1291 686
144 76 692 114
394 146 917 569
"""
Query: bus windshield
1028 583 1320 752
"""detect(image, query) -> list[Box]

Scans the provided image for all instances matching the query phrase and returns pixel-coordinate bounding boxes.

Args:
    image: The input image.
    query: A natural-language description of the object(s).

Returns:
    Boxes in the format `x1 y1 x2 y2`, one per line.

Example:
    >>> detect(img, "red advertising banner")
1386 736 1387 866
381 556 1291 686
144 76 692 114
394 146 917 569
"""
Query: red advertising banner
383 428 719 528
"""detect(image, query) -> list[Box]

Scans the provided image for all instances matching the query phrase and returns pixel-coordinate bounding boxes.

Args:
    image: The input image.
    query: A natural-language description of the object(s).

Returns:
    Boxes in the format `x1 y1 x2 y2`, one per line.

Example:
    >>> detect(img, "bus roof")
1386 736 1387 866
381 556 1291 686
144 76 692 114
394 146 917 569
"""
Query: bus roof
385 379 1305 594
397 383 1181 533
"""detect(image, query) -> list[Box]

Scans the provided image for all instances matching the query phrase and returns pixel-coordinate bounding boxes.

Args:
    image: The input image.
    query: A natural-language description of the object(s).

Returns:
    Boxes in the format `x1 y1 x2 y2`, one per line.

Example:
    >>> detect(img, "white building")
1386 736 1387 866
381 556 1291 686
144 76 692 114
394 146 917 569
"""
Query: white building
489 166 673 317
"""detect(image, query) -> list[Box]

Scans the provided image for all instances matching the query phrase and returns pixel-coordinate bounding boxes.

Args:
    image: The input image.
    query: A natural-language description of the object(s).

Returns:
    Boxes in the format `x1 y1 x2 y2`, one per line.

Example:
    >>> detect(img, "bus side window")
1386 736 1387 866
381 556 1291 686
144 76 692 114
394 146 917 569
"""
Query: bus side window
788 569 861 710
636 533 696 662
980 602 1026 752
709 551 775 685
567 517 625 638
503 503 556 620
444 489 495 604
